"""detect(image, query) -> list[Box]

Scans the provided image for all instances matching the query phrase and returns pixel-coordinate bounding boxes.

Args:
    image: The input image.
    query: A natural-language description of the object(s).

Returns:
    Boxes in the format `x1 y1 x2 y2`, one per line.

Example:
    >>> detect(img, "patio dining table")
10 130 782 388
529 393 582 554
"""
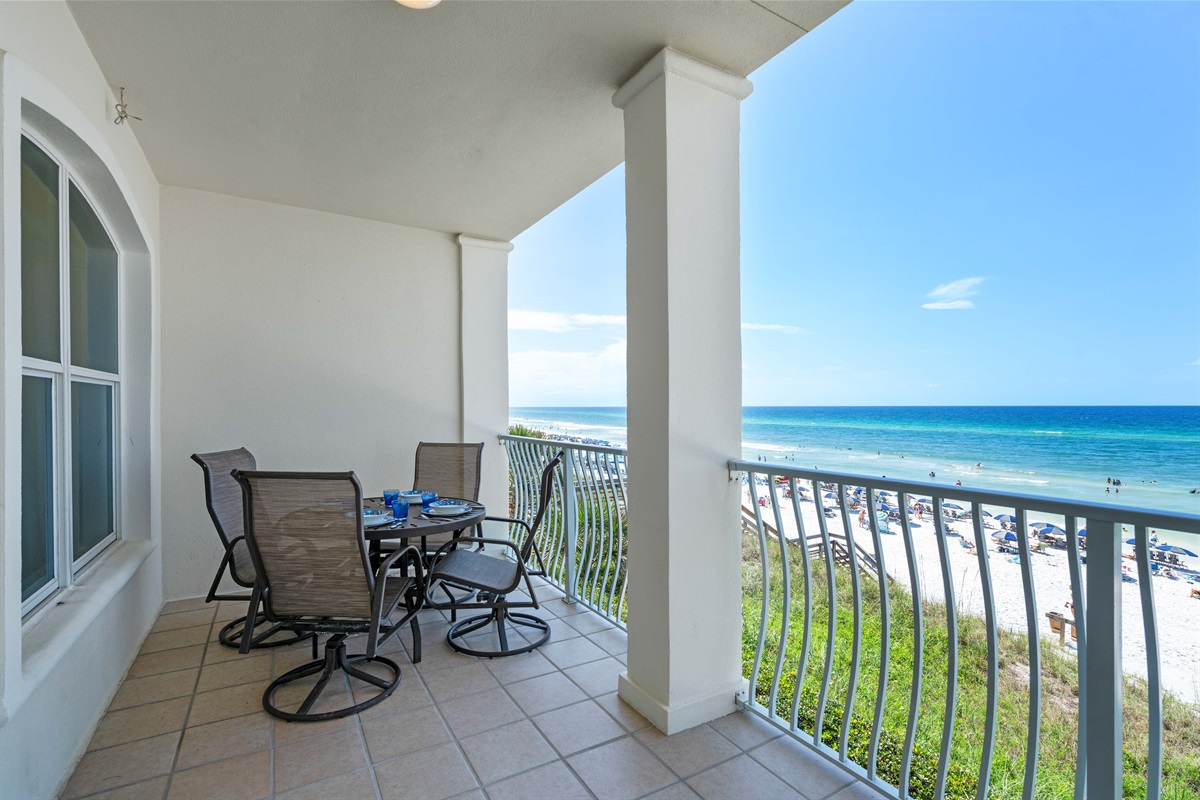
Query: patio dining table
361 496 486 553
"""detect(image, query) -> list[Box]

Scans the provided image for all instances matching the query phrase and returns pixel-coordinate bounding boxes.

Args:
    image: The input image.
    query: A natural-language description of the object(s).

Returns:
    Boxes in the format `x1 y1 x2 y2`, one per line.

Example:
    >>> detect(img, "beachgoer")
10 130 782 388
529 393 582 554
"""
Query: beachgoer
1106 487 1110 494
929 471 936 478
858 509 867 529
1115 487 1119 495
955 480 962 486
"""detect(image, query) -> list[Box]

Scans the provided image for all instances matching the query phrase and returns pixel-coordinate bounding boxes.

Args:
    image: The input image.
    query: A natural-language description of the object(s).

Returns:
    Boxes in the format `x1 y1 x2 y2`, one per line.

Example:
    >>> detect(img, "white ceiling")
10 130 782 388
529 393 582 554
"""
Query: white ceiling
69 0 845 240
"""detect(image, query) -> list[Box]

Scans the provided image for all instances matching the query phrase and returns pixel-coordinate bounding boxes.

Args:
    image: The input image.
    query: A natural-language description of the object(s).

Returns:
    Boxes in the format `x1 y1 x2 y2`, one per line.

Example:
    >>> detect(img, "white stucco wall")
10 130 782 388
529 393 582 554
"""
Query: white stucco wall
0 3 162 797
160 186 465 599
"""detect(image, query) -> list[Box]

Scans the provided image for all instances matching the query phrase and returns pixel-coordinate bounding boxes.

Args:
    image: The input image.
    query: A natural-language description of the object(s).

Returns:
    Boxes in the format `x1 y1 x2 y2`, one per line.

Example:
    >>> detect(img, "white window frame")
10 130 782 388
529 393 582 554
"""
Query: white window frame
20 130 123 618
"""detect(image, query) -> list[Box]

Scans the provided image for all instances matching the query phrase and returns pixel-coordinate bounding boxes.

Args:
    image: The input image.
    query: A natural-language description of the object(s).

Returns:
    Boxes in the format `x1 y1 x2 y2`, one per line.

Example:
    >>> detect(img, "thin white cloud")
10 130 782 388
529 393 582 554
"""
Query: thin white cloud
1188 357 1200 367
742 323 807 335
508 309 626 333
509 340 626 404
922 277 985 310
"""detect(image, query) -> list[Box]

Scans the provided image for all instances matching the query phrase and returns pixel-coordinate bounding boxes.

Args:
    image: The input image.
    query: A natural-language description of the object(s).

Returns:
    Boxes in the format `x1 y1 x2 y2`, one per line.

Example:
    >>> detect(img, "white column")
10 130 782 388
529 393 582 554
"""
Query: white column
615 48 751 734
458 234 513 517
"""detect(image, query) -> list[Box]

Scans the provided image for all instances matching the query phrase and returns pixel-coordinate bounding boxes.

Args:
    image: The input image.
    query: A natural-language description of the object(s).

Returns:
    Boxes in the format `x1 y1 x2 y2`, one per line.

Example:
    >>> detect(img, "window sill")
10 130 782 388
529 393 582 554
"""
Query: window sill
8 540 157 720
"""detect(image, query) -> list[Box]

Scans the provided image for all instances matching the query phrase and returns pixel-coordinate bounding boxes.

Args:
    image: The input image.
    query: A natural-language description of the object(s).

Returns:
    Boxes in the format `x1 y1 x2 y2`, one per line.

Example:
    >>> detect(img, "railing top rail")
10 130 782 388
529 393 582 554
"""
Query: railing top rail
500 433 628 457
730 458 1200 535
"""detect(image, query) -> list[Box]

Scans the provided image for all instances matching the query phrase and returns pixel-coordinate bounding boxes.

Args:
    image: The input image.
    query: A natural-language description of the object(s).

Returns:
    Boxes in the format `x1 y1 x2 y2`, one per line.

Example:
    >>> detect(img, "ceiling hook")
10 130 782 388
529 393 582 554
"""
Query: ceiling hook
114 87 142 125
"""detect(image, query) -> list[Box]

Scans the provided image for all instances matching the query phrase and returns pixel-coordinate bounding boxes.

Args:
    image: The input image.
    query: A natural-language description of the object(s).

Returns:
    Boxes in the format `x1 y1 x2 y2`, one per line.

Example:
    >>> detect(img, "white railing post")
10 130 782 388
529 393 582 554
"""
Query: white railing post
563 449 579 604
1084 518 1122 799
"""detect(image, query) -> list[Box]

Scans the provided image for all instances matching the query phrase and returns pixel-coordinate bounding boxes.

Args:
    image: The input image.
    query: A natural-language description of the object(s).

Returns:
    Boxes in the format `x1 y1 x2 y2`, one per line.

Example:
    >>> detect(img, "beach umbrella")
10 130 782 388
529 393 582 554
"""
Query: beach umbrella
1077 528 1087 538
992 531 1018 542
877 490 894 498
942 502 965 511
878 504 896 513
1124 538 1138 546
992 513 1017 524
1031 523 1066 536
1156 544 1199 558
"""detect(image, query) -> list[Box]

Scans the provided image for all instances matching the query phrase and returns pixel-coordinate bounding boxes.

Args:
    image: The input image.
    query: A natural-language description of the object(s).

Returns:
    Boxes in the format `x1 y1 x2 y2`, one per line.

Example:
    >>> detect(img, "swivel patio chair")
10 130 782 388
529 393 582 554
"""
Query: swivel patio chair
232 469 424 722
191 448 309 650
411 441 484 556
424 452 560 658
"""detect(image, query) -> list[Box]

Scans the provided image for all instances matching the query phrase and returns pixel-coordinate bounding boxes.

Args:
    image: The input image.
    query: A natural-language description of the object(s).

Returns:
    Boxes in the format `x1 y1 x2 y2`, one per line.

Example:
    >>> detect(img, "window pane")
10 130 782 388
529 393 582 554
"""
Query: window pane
21 137 61 363
72 382 114 561
69 183 119 374
22 376 55 602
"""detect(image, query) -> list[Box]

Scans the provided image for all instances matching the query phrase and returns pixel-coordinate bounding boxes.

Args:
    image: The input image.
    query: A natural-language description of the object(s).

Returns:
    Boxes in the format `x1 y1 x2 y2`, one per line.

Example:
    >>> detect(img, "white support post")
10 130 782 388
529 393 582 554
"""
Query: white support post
614 48 751 734
458 235 513 520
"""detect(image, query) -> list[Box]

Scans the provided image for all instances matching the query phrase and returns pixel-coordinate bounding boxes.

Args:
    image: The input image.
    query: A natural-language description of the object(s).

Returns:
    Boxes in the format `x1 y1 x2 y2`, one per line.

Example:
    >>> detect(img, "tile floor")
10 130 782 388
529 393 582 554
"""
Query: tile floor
62 579 884 800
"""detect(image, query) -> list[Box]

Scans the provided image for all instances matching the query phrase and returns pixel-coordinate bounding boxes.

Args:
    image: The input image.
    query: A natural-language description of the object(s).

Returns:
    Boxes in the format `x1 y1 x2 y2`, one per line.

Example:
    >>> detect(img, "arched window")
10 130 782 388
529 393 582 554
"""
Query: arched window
21 132 121 614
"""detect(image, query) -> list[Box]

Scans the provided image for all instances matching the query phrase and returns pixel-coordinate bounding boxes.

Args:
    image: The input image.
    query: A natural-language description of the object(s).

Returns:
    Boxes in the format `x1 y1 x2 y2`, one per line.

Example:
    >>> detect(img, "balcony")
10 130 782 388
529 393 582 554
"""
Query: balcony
62 587 875 800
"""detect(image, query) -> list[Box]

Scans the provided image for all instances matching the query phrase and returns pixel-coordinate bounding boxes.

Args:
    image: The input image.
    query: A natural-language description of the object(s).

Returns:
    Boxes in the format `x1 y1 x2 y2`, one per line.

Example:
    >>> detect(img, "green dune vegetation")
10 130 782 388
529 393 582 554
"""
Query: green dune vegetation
740 531 1200 800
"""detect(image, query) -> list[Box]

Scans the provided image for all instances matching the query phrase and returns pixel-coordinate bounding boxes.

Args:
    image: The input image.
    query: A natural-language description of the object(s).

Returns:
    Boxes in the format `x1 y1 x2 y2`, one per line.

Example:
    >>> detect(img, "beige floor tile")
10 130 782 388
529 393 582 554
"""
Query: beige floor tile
458 719 557 784
643 783 703 800
708 710 782 751
161 597 211 615
828 780 891 800
635 725 740 779
203 640 250 666
361 704 451 763
747 736 855 799
187 682 266 727
167 749 271 800
408 637 480 673
506 672 587 716
215 600 252 622
128 645 206 679
273 727 369 792
485 760 591 800
273 712 358 745
86 775 170 800
438 686 525 738
196 653 271 692
686 754 801 800
595 692 652 733
88 697 190 751
538 615 584 642
375 741 479 800
110 669 198 710
533 700 625 756
587 627 629 656
176 712 272 770
567 737 676 800
355 670 433 722
539 637 608 669
140 624 212 655
277 767 379 800
419 661 498 704
483 650 557 685
562 611 614 635
151 608 217 633
563 657 623 697
62 732 179 799
448 791 485 800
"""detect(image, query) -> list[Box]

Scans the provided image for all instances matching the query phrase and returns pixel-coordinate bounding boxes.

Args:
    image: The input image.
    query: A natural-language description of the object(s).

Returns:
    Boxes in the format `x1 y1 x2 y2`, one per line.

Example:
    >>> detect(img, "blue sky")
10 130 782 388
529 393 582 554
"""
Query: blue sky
508 1 1200 407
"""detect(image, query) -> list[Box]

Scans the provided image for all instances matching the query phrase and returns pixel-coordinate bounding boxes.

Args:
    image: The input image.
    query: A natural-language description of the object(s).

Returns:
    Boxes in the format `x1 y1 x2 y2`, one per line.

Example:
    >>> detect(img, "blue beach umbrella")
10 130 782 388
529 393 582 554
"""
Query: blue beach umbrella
992 531 1018 542
1156 544 1199 558
1124 538 1138 545
1031 523 1066 536
993 513 1017 524
1077 528 1087 538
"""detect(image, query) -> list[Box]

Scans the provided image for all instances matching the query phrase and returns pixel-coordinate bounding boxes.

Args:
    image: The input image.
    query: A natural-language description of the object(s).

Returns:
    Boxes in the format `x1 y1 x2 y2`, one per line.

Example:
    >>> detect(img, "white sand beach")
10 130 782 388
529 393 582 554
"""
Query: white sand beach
743 481 1200 705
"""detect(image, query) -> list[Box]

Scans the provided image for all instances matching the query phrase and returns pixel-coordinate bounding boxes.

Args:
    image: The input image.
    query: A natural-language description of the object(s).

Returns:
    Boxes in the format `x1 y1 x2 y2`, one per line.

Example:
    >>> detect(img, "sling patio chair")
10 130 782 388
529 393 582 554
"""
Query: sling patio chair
424 452 560 658
233 469 424 722
191 448 310 650
410 441 484 557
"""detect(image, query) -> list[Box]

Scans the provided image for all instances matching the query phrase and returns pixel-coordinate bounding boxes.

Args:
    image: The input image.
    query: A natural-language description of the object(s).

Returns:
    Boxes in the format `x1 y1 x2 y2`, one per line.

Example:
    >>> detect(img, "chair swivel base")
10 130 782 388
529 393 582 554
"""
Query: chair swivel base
263 634 400 722
218 615 314 650
446 605 550 658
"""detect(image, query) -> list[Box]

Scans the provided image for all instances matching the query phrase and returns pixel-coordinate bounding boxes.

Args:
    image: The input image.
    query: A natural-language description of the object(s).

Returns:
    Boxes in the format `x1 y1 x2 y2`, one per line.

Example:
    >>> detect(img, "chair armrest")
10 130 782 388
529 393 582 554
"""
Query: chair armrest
483 515 531 529
373 544 424 621
429 536 520 565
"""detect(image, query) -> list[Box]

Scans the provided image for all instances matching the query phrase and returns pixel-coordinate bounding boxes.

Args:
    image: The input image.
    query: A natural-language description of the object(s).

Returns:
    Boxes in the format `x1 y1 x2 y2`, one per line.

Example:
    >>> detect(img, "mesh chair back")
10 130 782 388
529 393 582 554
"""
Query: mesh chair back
233 471 374 620
518 452 563 562
192 448 258 585
412 442 483 500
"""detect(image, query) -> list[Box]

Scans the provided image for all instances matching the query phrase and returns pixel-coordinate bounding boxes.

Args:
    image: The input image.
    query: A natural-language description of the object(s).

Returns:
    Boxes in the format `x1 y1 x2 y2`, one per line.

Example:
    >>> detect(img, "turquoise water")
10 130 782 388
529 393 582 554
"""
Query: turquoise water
510 406 1200 518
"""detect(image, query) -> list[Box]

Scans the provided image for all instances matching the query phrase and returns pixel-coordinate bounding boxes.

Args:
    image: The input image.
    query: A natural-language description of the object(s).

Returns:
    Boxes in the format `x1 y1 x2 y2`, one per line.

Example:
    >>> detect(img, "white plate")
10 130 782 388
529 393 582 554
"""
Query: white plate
363 513 395 528
398 491 423 502
424 504 471 517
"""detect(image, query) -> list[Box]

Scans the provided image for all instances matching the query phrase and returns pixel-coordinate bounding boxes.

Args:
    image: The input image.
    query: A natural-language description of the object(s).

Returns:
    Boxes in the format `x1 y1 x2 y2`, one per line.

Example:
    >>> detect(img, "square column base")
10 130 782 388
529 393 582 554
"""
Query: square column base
618 672 748 735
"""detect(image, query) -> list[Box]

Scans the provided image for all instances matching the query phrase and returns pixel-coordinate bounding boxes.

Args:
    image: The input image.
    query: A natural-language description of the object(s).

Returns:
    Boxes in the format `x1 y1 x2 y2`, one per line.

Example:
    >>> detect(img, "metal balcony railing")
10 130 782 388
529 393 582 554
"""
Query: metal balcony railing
501 434 628 628
730 460 1200 800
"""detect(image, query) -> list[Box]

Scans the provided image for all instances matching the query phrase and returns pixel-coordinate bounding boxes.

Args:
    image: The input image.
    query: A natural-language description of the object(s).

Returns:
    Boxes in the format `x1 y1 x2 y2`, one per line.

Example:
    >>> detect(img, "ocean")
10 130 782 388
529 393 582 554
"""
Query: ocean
510 406 1200 519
